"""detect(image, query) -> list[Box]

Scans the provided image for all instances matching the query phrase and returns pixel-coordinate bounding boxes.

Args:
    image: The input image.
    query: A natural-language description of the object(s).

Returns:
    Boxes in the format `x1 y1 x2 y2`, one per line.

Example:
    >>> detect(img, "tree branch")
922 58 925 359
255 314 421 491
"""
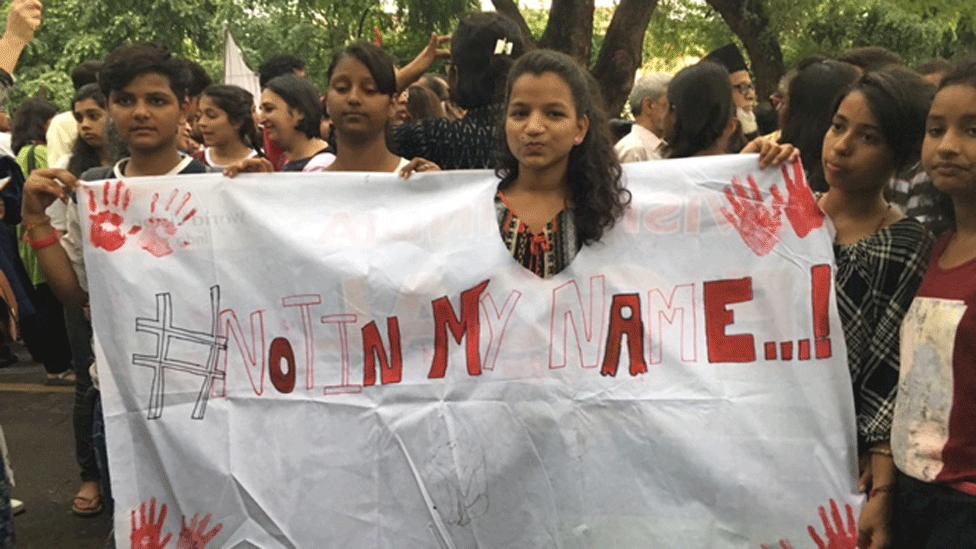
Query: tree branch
490 0 536 44
591 0 659 116
539 0 595 64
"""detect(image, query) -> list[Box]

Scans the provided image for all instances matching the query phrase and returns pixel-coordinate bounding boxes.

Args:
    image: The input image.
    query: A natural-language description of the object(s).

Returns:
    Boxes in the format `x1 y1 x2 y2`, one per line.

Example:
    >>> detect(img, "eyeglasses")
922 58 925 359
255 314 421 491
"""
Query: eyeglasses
733 83 755 95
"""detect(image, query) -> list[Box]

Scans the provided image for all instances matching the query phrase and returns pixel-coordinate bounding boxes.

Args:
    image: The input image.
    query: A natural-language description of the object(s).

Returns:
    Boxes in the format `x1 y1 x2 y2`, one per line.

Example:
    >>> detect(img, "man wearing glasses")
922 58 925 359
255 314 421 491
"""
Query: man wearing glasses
703 44 760 141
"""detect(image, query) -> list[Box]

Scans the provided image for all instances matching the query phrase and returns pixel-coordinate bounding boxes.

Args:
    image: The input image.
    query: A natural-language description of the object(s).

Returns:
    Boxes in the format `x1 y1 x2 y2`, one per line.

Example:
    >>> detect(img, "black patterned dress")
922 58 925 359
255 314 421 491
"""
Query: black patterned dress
495 192 580 279
390 104 503 170
834 217 934 450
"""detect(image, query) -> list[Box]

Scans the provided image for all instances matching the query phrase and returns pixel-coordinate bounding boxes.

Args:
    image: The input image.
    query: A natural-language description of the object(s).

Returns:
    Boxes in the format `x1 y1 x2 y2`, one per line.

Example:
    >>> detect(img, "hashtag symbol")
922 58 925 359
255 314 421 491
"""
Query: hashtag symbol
132 286 228 420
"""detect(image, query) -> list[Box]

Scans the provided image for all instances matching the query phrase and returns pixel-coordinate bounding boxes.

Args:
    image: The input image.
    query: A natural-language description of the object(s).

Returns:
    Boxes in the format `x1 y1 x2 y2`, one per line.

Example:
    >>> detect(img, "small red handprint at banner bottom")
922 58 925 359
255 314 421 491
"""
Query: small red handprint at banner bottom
782 159 825 238
720 175 785 257
89 181 141 252
139 189 198 257
130 499 224 549
762 498 857 549
178 513 223 549
131 498 172 549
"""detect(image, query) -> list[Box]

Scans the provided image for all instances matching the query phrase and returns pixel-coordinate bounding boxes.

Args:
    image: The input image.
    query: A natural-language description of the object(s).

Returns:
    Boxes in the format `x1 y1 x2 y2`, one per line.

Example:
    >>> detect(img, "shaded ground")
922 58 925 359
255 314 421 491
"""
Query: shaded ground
0 355 113 548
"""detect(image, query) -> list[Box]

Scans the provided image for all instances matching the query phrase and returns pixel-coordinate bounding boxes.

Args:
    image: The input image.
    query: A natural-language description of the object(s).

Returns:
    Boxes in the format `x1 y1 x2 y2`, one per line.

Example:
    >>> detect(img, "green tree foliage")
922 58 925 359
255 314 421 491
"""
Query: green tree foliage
7 0 477 111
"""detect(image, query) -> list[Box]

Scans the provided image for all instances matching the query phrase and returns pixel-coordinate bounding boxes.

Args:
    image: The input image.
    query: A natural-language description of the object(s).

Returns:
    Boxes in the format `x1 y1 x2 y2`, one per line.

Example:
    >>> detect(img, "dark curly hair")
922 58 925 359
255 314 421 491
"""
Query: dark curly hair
495 49 629 245
201 84 263 155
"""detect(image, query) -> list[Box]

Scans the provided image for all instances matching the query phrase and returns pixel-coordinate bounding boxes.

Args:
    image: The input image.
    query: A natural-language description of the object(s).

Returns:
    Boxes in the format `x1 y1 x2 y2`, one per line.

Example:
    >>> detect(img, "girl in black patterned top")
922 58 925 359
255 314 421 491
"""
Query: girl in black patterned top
818 66 935 545
494 50 629 279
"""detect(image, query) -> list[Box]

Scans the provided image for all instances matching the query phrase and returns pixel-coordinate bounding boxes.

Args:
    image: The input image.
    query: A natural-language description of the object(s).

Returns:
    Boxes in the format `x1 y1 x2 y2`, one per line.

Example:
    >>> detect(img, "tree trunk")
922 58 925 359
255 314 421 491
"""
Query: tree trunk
705 0 785 102
539 0 595 65
591 0 659 117
489 0 536 44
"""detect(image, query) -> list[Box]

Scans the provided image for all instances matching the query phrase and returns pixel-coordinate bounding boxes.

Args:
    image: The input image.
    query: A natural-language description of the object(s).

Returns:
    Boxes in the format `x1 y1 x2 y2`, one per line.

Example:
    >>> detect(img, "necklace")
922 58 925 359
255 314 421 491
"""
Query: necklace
818 194 892 244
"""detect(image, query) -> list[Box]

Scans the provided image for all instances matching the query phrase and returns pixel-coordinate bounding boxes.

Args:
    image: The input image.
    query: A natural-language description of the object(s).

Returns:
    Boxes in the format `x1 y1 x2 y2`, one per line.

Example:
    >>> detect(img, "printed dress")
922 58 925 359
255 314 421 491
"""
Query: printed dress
495 192 579 279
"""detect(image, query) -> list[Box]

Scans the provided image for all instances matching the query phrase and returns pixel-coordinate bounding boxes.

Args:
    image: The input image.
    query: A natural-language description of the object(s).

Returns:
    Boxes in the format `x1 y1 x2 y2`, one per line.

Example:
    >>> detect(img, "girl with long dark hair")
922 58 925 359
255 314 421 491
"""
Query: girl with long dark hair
194 84 263 169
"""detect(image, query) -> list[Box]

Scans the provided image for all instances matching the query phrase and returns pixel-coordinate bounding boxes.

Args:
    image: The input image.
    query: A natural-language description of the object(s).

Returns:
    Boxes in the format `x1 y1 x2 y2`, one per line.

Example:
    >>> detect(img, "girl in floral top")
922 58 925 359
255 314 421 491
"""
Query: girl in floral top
493 49 629 279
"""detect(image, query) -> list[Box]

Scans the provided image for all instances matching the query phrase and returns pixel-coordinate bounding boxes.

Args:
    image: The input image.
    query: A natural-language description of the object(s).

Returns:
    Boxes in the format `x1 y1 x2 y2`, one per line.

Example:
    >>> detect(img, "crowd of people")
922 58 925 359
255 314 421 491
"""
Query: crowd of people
0 0 973 546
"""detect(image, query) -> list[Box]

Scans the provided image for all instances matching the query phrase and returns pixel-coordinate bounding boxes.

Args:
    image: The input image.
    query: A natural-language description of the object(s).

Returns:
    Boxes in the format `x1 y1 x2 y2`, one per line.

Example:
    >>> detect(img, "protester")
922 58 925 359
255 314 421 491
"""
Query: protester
193 84 262 169
405 83 445 122
258 54 307 170
0 0 44 543
890 58 976 548
259 74 333 172
615 72 670 162
778 58 860 192
493 49 628 278
663 62 797 167
22 43 210 520
48 83 112 518
45 60 101 169
228 43 438 176
703 43 759 140
416 73 462 120
390 12 525 169
11 97 76 386
818 65 935 545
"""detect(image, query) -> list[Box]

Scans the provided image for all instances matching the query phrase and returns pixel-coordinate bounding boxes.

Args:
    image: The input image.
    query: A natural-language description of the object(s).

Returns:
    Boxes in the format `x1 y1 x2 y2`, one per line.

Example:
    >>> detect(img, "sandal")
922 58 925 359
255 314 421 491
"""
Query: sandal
72 494 103 517
45 371 77 386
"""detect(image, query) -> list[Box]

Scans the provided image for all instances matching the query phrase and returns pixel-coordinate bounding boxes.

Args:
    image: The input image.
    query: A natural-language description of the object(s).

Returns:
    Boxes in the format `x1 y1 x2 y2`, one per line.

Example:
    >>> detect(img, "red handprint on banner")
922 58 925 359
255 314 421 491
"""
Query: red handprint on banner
89 181 141 252
808 499 858 549
720 175 785 256
782 159 825 238
177 513 223 549
139 189 198 258
130 498 172 549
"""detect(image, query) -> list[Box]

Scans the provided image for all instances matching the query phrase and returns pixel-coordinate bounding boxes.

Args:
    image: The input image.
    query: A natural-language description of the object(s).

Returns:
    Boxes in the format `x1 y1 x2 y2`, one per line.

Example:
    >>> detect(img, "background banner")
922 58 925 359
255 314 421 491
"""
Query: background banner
83 156 860 548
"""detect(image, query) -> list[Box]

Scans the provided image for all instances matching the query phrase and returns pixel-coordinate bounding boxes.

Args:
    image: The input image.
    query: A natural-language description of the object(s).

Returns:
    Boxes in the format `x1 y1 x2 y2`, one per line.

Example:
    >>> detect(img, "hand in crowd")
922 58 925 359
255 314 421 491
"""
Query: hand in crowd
223 157 275 178
399 157 440 180
5 0 43 46
21 168 76 224
418 32 451 68
741 137 800 169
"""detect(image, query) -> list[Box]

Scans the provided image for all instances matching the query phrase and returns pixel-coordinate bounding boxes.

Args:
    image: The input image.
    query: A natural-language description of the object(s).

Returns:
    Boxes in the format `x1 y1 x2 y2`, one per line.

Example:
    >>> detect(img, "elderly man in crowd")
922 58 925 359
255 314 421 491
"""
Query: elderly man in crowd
615 72 671 163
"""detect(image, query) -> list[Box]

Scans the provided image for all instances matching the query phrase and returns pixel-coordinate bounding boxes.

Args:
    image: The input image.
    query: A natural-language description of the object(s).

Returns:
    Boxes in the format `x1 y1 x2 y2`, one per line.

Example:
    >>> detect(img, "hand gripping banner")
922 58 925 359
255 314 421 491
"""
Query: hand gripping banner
82 156 861 548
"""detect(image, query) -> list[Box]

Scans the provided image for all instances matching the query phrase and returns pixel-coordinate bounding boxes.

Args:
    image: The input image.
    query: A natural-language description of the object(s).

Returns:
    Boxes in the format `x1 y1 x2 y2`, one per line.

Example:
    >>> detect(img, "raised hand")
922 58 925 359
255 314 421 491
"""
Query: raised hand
177 513 223 549
808 499 857 549
88 180 141 252
5 0 43 46
22 168 75 223
720 175 785 257
139 189 197 257
130 498 172 549
781 159 824 238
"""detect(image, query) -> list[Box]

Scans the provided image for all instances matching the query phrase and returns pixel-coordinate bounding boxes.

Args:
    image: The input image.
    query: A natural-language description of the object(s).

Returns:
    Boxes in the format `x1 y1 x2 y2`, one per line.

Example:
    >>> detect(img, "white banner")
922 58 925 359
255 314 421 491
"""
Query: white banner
83 156 860 548
223 28 261 106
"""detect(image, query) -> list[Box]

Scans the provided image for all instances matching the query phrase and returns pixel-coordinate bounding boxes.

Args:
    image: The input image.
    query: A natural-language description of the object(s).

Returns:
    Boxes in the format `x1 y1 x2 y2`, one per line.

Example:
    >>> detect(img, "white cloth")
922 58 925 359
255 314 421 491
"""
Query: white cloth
46 111 78 169
614 124 663 163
